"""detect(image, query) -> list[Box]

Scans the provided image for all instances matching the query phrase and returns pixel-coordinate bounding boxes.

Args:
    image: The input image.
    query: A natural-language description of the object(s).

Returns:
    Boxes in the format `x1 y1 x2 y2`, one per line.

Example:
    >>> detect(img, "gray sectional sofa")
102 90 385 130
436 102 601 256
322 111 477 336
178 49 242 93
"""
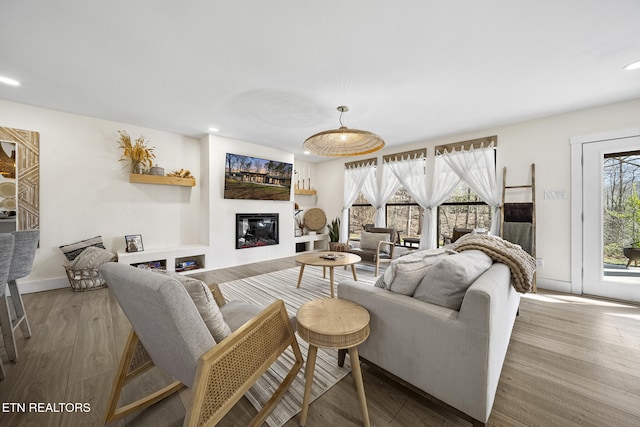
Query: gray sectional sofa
339 257 521 425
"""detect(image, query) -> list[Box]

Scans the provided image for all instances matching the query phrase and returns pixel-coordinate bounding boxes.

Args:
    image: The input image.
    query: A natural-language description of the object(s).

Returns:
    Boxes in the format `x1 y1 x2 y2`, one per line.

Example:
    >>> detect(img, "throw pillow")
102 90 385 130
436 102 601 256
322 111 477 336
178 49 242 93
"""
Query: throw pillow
360 231 392 254
413 250 493 311
69 246 116 269
154 270 232 343
59 236 106 261
381 247 456 292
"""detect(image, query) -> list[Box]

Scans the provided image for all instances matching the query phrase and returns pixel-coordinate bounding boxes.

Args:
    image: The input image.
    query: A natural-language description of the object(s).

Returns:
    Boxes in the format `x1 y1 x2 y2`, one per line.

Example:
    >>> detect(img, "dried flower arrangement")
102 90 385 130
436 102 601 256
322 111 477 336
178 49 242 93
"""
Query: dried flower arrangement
117 130 156 173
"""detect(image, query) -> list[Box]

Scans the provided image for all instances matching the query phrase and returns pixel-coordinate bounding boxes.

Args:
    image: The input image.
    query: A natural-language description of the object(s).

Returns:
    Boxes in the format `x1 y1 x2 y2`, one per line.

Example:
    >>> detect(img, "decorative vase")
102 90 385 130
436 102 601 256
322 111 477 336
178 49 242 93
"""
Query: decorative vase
131 161 143 174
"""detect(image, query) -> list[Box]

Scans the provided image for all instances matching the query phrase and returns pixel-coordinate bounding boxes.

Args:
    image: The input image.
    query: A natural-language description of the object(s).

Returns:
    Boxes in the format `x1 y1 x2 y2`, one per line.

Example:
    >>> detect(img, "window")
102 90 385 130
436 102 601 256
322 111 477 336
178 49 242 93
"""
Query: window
386 189 423 244
348 192 376 239
437 182 491 246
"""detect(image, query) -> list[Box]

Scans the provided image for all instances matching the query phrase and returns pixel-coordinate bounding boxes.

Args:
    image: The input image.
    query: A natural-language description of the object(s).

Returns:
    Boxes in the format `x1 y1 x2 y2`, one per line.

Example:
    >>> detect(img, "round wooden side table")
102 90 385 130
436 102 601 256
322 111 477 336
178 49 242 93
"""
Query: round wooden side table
296 298 371 427
295 252 360 298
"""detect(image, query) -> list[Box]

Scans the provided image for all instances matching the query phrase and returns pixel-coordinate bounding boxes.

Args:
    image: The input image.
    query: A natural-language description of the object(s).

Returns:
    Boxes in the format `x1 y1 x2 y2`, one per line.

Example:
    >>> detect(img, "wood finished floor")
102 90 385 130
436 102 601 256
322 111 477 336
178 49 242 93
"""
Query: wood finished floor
0 257 639 426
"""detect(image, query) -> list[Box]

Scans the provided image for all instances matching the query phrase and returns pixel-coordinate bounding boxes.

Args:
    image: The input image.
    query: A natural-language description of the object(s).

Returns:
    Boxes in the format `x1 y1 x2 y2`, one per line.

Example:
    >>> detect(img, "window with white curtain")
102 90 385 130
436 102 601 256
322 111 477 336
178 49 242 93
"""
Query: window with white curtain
435 136 498 244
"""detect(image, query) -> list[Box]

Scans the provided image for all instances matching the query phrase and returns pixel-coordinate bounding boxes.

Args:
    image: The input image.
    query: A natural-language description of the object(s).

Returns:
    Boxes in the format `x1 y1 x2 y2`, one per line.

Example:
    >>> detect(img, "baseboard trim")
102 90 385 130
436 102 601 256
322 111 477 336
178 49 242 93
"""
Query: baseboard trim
536 277 573 294
15 277 69 295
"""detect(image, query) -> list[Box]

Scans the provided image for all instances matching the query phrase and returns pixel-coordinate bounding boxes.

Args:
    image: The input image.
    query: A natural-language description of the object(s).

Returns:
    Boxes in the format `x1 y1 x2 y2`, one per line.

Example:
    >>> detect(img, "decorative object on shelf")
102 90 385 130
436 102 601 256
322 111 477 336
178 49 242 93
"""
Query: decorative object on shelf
149 165 164 176
117 130 155 174
303 106 385 157
303 208 326 232
125 234 144 253
295 210 305 236
168 168 193 178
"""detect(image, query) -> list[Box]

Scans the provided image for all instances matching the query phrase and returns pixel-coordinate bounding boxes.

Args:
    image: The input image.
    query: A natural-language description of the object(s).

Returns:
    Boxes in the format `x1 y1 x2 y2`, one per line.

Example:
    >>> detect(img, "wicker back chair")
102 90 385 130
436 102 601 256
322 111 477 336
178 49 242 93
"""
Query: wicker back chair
100 262 303 426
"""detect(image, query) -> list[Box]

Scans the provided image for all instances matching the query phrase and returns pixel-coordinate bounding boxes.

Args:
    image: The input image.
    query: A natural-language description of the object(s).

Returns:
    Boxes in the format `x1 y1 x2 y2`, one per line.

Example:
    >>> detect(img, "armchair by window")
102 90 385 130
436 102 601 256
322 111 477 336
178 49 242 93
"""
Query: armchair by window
347 226 397 276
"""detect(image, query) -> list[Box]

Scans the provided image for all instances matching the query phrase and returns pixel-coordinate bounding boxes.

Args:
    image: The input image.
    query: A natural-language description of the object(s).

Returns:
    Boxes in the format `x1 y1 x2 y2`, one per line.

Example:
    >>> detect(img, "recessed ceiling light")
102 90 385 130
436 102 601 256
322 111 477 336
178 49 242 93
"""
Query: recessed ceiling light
304 150 311 155
624 60 640 71
0 76 20 86
208 127 219 132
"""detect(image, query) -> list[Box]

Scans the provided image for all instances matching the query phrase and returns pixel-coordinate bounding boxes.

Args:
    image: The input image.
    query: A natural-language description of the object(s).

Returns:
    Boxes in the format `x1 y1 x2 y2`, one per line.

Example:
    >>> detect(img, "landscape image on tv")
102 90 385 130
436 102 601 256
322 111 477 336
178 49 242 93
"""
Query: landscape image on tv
224 153 293 201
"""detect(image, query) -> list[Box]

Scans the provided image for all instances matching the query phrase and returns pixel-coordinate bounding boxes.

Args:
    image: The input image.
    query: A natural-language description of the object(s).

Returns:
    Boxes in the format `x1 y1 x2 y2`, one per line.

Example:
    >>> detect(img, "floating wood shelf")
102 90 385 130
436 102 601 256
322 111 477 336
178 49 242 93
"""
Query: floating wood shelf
129 174 196 187
295 189 317 195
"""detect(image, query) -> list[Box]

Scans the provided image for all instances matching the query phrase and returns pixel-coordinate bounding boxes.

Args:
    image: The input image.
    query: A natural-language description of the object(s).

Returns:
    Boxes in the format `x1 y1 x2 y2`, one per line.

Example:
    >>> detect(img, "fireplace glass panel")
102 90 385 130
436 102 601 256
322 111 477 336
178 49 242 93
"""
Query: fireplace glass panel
236 213 279 249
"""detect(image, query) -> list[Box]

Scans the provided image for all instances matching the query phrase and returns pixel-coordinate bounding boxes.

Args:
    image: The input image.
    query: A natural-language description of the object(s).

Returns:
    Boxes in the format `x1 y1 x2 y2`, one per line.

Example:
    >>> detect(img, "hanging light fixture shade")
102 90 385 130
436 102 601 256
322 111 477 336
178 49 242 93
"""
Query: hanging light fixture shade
303 106 385 157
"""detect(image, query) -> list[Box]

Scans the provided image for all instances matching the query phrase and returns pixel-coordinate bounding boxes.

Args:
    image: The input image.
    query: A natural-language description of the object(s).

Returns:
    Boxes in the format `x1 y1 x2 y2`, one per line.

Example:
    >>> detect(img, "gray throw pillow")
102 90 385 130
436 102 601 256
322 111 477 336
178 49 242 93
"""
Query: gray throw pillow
381 248 456 294
153 270 232 342
413 250 493 310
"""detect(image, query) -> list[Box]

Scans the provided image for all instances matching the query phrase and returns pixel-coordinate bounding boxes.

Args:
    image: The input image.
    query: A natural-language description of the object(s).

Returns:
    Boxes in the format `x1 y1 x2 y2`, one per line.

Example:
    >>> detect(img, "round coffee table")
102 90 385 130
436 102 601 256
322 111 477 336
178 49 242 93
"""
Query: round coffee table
295 252 360 298
296 298 371 426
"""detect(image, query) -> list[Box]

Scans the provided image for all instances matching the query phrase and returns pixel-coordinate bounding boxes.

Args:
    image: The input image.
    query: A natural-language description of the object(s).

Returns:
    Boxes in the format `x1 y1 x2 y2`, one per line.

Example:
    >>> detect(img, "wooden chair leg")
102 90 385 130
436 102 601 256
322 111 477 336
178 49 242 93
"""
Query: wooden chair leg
105 330 184 423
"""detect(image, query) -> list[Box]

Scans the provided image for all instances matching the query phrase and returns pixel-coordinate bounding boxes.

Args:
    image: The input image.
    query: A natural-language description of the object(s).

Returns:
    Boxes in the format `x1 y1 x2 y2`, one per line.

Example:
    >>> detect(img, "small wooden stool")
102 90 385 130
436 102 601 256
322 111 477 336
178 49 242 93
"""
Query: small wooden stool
296 298 370 426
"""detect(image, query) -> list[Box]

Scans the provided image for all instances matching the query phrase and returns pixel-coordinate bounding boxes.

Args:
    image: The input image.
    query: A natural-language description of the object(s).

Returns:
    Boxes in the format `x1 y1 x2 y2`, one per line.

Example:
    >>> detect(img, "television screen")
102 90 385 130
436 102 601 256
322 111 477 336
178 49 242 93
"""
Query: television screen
224 153 293 201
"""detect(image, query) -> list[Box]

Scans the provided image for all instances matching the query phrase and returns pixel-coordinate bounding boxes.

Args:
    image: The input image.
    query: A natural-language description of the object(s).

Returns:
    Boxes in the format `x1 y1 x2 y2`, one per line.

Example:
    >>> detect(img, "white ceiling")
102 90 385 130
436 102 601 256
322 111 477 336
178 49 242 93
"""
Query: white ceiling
1 1 639 162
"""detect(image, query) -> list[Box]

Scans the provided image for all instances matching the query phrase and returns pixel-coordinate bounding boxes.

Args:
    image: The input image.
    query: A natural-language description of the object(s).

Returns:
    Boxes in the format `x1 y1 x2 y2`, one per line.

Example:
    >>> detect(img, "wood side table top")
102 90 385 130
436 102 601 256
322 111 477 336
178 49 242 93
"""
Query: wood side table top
296 298 370 349
295 252 361 268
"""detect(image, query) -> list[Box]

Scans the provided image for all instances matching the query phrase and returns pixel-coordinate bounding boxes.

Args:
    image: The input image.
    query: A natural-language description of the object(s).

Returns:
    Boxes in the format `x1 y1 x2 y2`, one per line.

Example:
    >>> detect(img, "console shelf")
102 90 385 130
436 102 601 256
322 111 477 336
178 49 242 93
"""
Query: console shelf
129 174 196 187
117 244 207 274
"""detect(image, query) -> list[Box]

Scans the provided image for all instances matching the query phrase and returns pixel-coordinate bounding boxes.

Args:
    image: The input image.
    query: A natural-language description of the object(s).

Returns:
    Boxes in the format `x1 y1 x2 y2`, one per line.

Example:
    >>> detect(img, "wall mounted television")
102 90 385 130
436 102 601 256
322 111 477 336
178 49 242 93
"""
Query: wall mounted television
224 153 293 201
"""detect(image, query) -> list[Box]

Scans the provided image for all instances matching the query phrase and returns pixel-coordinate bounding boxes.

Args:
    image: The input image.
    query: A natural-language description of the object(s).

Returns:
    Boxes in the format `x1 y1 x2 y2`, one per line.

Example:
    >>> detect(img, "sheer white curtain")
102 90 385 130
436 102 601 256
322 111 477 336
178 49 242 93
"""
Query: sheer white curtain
361 165 401 227
439 143 501 234
386 154 460 249
341 163 374 242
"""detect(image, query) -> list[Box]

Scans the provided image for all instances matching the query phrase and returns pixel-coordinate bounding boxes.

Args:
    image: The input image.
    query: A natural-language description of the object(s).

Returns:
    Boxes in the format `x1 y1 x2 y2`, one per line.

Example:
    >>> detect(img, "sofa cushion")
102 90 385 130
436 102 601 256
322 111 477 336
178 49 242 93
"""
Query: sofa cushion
376 248 456 294
153 270 232 342
413 250 493 310
360 231 391 254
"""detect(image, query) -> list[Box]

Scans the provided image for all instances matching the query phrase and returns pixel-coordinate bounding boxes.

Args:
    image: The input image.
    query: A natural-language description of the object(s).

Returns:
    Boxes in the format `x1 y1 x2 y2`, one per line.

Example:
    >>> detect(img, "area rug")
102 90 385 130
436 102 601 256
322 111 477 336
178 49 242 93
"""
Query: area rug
218 265 377 427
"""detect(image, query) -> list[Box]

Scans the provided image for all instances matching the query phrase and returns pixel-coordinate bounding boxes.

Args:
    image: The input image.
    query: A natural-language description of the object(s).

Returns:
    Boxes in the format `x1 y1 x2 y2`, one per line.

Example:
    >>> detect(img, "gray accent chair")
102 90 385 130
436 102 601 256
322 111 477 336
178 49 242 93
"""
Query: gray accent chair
100 262 303 426
347 226 397 276
0 230 39 362
0 233 15 380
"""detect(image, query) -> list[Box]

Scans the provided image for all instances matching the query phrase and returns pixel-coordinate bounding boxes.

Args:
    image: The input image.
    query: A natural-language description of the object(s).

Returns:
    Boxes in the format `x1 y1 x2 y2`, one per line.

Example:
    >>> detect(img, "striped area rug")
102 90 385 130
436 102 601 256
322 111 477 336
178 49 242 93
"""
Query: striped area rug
218 265 378 427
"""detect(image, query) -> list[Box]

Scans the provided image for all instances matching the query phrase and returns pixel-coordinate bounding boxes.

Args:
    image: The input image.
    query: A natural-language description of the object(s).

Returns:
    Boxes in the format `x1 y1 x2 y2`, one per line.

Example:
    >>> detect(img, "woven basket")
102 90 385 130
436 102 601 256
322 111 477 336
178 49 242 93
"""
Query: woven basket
65 266 107 292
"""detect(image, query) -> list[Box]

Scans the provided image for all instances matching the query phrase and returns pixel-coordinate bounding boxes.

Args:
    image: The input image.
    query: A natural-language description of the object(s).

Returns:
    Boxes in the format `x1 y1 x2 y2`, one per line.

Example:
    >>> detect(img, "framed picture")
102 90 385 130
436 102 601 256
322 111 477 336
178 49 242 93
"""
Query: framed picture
125 234 144 253
224 153 292 201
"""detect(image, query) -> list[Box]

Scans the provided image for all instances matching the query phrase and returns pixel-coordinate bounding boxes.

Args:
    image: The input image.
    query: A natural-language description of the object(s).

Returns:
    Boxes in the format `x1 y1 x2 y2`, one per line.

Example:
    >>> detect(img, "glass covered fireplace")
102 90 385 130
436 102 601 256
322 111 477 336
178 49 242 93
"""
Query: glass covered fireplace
236 213 279 249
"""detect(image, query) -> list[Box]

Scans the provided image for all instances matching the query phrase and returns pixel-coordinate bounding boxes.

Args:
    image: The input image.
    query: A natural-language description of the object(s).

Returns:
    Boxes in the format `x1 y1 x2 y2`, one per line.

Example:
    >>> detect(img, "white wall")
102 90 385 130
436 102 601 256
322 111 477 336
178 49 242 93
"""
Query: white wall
314 98 640 291
206 134 296 268
0 100 202 292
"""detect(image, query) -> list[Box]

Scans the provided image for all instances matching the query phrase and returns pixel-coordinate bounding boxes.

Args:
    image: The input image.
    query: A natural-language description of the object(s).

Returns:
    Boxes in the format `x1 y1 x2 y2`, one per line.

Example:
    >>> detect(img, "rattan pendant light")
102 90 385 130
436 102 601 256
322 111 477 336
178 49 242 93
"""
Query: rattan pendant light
303 106 385 157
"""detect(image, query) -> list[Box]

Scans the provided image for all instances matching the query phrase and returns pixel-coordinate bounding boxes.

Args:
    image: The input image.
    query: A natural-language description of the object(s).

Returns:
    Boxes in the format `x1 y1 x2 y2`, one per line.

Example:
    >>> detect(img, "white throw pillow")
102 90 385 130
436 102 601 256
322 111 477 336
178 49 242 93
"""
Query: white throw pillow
413 250 493 310
360 231 391 254
380 248 456 293
154 270 232 342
